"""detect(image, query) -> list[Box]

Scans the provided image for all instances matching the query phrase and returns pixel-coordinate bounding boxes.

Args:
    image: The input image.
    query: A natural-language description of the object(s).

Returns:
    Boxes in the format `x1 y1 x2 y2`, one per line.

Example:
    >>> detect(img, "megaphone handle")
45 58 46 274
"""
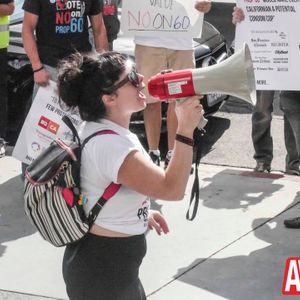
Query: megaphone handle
176 98 208 130
197 117 208 129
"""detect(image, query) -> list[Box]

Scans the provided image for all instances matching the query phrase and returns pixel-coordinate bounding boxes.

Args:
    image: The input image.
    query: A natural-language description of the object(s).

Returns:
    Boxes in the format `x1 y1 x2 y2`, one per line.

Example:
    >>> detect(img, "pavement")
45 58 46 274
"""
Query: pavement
1 107 300 299
2 7 300 299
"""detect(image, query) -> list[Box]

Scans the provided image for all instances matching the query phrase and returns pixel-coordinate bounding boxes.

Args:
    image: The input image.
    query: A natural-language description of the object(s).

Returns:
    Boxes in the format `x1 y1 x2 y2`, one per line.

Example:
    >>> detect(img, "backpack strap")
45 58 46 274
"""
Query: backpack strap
80 129 122 226
62 116 81 146
88 182 121 225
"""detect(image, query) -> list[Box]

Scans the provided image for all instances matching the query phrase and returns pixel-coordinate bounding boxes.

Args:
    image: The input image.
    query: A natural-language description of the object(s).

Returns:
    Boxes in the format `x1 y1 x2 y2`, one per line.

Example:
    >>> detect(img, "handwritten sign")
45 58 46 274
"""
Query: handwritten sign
120 0 204 38
235 0 300 90
13 81 83 164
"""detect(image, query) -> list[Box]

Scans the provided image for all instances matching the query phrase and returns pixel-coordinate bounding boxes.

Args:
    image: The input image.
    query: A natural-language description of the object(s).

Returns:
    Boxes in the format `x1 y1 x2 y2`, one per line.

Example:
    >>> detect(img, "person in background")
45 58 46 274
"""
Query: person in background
102 0 121 51
233 8 300 227
280 92 300 177
21 0 108 175
57 51 204 299
233 7 300 176
233 7 276 173
0 0 14 157
281 91 300 228
134 0 211 167
22 0 108 94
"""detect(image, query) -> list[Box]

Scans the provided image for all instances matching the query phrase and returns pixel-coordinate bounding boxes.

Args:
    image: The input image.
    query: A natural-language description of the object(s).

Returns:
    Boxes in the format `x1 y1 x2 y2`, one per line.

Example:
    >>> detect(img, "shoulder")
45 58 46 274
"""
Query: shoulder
87 0 101 15
81 121 140 154
84 129 137 152
80 121 137 145
22 0 42 14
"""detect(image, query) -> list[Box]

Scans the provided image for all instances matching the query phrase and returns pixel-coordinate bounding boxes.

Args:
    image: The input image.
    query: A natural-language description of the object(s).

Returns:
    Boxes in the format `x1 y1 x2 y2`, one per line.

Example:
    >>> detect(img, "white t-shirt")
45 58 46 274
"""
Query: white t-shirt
134 36 194 51
79 119 151 235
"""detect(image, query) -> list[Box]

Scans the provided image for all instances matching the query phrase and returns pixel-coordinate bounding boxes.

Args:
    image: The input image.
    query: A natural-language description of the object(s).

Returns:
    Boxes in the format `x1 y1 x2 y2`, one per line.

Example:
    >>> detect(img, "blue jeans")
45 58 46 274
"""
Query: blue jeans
280 91 300 172
22 65 57 177
252 90 275 164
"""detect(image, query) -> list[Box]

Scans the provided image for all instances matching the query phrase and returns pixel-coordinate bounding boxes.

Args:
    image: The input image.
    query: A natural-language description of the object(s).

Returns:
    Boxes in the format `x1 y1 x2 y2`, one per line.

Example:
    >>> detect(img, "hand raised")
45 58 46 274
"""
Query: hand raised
195 0 212 14
232 7 245 25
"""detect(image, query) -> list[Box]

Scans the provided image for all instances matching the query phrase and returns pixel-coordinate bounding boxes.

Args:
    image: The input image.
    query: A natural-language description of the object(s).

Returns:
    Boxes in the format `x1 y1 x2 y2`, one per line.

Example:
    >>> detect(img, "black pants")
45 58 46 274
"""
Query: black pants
280 91 300 171
63 233 147 300
0 48 8 138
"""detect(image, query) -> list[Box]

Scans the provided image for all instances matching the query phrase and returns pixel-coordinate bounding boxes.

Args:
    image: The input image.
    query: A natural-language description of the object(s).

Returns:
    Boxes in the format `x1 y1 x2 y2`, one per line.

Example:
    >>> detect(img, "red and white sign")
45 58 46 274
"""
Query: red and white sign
38 116 60 134
282 257 300 295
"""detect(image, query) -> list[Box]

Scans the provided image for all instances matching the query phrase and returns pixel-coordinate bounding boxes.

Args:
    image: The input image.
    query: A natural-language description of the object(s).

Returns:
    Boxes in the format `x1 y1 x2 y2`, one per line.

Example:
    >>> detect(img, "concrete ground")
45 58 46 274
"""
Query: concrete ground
1 108 300 299
2 3 299 298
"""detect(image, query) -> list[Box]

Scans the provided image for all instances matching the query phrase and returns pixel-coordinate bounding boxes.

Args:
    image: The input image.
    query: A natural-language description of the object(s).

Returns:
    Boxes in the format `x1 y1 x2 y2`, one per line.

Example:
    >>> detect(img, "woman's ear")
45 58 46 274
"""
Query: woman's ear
101 94 117 107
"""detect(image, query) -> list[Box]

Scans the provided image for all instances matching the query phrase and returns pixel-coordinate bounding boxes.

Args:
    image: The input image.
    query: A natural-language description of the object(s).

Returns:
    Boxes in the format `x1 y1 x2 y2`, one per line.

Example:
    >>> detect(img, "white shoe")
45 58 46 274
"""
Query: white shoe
164 150 173 169
149 150 160 166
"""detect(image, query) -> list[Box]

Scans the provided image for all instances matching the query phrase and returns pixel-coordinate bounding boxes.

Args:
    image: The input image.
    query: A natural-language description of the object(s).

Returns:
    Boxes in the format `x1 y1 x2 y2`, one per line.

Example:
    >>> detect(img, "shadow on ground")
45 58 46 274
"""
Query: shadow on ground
197 115 231 159
0 175 36 257
174 192 300 300
199 169 284 210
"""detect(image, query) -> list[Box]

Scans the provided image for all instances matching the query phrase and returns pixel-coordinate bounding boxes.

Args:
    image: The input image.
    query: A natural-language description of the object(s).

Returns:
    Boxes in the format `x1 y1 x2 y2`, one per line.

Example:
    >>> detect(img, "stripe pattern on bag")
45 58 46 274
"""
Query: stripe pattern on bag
23 121 120 247
24 161 89 247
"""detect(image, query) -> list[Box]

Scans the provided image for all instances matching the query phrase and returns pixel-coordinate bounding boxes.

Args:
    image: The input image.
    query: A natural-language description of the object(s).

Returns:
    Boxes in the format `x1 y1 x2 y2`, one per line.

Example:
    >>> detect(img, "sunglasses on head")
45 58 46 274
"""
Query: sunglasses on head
106 70 140 94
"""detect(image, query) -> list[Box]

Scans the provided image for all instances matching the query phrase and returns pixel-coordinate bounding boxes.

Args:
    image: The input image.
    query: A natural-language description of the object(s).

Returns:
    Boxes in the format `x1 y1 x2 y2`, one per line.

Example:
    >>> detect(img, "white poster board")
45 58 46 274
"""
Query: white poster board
235 0 300 90
120 0 204 38
13 81 83 164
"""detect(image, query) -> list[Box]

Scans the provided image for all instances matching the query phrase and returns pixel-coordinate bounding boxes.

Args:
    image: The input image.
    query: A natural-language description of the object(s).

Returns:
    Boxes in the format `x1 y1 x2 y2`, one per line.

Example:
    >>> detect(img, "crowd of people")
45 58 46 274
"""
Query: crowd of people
2 2 298 179
0 0 300 298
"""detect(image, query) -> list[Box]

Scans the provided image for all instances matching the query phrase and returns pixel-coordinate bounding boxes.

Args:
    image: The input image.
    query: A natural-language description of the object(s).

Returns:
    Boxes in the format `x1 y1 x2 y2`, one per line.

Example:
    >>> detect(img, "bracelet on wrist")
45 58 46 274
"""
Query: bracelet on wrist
33 66 44 73
175 134 194 147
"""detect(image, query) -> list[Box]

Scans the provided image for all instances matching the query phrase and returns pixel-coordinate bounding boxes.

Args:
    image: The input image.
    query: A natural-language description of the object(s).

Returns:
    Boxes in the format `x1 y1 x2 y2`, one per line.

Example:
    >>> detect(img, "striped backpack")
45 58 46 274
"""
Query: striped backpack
24 116 121 247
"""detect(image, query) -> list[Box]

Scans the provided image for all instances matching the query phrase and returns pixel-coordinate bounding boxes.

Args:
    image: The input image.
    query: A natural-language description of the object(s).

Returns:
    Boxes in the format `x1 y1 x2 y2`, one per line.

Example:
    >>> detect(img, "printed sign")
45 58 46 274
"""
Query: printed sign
120 0 204 38
235 0 300 90
13 81 83 164
55 0 85 34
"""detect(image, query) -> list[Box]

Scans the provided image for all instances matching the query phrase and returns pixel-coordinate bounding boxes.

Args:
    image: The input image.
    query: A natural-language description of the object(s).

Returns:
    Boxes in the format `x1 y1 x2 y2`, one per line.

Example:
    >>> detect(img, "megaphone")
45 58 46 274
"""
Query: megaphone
148 43 257 106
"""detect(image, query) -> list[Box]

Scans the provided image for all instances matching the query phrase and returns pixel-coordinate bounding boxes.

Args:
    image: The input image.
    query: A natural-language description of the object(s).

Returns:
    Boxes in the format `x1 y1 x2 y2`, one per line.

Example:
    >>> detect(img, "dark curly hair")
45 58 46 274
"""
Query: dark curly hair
57 51 130 121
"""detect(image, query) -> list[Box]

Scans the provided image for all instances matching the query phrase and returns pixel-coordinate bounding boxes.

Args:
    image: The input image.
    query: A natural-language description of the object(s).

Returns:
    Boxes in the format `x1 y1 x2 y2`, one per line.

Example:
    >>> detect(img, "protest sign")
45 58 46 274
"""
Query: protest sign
13 81 83 164
235 0 300 90
120 0 204 38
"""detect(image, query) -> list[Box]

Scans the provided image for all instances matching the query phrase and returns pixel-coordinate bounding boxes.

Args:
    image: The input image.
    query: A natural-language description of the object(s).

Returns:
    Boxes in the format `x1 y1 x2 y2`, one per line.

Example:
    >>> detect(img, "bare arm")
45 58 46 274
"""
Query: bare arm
90 13 108 52
22 11 49 86
118 97 204 201
0 2 15 16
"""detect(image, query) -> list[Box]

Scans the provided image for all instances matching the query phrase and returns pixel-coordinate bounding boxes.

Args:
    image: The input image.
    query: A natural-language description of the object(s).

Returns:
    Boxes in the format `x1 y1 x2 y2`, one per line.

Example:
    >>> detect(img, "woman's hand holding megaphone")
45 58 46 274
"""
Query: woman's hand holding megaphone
176 96 207 129
175 96 205 135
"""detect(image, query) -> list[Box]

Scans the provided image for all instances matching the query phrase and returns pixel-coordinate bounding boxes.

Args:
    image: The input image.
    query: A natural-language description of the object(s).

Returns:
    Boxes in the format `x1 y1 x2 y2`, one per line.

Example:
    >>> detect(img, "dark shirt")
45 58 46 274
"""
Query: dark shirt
22 0 103 67
102 0 120 42
0 0 13 5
